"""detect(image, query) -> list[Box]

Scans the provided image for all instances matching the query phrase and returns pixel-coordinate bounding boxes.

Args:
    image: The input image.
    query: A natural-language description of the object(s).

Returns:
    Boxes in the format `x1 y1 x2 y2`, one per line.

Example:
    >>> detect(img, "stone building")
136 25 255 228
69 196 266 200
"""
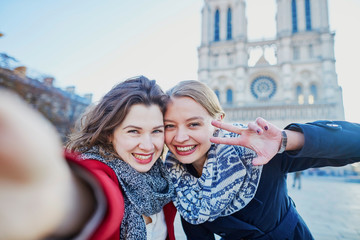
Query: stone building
198 0 344 128
0 65 92 143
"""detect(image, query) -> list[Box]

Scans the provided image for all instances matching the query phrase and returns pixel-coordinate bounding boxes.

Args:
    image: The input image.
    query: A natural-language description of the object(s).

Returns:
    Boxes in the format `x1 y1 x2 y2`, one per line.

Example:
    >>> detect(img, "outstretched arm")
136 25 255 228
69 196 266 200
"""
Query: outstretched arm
210 117 304 166
0 89 95 240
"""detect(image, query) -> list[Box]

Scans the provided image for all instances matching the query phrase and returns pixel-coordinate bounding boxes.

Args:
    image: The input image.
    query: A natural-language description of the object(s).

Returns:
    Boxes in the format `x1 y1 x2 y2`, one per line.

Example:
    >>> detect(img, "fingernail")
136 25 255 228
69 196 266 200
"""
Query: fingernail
257 129 261 134
264 126 268 131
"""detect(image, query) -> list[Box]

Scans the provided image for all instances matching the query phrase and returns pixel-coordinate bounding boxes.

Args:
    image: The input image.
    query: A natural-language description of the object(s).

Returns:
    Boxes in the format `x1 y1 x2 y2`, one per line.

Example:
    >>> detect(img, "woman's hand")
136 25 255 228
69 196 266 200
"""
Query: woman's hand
210 117 282 166
0 89 75 240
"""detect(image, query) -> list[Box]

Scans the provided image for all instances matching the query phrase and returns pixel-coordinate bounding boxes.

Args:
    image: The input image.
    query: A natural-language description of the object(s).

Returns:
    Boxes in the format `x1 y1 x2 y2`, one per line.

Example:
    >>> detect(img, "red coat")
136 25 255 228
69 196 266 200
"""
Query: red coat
65 152 177 240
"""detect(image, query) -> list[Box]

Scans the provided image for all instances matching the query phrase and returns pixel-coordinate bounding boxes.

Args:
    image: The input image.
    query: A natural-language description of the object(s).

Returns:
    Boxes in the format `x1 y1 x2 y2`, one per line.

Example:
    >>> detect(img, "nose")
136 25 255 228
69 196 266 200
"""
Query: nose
174 127 190 143
139 134 154 151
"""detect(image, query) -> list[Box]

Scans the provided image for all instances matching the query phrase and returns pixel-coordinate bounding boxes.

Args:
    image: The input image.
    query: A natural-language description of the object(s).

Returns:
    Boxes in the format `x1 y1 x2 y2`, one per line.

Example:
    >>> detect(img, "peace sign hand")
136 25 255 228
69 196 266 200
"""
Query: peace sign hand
210 117 282 166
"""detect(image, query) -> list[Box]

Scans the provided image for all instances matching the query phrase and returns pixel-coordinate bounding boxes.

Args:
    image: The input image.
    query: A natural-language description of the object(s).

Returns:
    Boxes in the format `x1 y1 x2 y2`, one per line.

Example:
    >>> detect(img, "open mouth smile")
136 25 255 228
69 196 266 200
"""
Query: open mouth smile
132 153 153 164
175 145 196 155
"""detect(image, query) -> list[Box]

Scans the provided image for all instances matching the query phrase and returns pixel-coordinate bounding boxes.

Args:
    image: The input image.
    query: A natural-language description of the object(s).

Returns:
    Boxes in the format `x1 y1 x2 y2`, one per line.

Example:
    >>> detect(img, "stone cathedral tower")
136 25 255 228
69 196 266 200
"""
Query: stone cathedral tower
198 0 344 127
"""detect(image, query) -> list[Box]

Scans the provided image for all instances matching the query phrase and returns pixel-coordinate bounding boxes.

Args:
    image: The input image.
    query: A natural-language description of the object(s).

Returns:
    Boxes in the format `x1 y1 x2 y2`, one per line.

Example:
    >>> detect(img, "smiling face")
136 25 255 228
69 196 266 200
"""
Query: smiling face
110 104 164 173
164 96 216 171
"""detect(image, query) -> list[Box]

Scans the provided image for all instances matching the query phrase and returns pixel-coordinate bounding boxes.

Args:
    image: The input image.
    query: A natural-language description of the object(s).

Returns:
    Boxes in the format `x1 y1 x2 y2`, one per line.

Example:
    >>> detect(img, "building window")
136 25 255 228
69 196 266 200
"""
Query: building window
227 52 233 65
292 0 298 33
250 76 277 100
305 0 312 31
293 47 300 60
308 44 314 58
226 89 233 104
214 89 220 101
309 84 317 104
214 9 220 41
296 85 304 104
213 54 218 67
227 8 232 40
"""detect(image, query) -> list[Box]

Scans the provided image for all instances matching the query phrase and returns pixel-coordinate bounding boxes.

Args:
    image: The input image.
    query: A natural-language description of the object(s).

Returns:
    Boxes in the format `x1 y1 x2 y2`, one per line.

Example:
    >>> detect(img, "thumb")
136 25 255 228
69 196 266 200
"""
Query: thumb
252 156 270 166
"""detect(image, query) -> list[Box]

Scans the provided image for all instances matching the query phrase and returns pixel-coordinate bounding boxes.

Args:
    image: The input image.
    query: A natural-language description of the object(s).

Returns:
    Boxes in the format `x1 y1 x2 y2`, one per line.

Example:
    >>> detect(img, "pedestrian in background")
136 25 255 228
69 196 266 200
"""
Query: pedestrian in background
293 171 302 189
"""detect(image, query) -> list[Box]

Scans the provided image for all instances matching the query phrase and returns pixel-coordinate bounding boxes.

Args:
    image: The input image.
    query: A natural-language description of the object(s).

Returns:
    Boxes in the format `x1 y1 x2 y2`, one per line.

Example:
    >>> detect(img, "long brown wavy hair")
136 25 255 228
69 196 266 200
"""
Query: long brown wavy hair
66 76 169 156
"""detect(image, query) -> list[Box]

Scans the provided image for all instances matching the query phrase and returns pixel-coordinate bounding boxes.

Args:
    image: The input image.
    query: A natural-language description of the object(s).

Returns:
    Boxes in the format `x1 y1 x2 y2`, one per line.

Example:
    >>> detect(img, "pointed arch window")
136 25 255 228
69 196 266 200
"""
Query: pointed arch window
214 9 220 41
296 85 304 104
305 0 312 31
309 84 317 104
227 8 232 40
292 0 298 33
226 89 233 104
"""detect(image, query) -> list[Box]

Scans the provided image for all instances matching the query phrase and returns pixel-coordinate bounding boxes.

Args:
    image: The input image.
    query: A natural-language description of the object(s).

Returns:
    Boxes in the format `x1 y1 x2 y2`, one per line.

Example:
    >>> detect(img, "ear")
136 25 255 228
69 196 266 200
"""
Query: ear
212 114 223 135
108 134 113 144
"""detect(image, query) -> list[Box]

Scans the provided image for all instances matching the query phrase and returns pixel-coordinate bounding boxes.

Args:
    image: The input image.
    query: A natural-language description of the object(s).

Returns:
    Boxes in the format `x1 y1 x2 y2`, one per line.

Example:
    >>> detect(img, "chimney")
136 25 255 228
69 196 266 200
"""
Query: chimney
43 77 55 87
84 93 93 103
13 66 27 77
66 86 75 94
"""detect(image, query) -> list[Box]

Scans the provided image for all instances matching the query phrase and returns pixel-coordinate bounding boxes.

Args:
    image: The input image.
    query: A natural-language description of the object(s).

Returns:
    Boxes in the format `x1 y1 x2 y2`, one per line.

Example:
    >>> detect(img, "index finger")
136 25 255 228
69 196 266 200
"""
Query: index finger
211 120 247 135
210 136 247 146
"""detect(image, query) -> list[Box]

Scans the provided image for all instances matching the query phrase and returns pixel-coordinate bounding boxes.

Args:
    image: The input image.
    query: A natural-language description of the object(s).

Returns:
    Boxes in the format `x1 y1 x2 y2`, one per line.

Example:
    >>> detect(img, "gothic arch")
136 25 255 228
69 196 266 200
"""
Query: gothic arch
308 82 318 104
305 0 312 31
292 0 298 33
295 83 304 104
214 8 220 41
227 7 232 40
226 87 233 104
211 75 229 104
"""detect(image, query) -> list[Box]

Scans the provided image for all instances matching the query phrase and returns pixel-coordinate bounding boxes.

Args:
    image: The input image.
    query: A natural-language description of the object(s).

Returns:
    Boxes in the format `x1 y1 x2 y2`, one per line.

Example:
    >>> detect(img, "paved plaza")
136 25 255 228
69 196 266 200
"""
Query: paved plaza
174 176 360 240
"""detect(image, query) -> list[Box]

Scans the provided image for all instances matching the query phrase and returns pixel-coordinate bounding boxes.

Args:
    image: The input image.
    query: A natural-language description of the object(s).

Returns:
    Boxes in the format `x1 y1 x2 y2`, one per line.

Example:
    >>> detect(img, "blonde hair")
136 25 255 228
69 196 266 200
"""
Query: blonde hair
167 80 225 119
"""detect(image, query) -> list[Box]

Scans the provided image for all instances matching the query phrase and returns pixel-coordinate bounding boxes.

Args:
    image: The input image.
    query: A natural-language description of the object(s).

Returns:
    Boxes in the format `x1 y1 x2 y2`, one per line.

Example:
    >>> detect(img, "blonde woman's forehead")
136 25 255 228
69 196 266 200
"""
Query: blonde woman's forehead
165 97 212 119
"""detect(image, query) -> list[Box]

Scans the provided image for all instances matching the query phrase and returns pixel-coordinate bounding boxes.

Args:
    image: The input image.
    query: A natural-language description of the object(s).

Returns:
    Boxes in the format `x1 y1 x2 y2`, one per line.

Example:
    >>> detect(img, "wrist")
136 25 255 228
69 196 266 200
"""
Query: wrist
277 130 287 154
52 170 96 239
284 130 305 151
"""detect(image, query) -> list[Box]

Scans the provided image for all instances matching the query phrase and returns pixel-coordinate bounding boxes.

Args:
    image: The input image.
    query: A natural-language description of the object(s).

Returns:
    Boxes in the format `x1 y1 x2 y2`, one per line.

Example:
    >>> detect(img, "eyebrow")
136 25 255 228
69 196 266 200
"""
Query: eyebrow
164 116 204 122
123 125 164 130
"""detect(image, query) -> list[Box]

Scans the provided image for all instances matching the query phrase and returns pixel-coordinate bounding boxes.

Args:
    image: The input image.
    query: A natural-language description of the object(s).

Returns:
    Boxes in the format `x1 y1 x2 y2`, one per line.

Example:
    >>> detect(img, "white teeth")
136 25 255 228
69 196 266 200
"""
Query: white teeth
133 154 151 160
176 146 195 152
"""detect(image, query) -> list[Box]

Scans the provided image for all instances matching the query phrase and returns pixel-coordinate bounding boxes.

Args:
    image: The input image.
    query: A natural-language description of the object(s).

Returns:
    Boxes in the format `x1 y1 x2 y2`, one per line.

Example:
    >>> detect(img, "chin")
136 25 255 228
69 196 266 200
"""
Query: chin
135 167 152 173
136 161 157 173
175 156 196 165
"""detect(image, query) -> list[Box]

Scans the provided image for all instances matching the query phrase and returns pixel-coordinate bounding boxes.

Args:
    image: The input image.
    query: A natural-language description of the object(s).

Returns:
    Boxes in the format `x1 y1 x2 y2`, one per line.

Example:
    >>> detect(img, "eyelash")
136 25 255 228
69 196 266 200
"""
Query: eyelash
153 129 163 134
127 129 163 134
128 130 139 134
189 122 200 127
164 123 201 129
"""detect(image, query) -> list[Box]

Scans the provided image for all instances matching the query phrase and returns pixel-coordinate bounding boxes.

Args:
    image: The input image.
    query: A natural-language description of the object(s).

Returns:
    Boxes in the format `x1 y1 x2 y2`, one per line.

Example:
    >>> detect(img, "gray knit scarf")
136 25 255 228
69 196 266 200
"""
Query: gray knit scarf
81 146 174 240
165 123 263 225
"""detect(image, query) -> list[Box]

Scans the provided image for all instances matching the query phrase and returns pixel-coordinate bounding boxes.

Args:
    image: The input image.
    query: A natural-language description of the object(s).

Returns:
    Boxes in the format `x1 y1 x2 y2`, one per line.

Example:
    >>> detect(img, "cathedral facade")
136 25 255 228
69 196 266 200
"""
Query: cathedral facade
198 0 344 127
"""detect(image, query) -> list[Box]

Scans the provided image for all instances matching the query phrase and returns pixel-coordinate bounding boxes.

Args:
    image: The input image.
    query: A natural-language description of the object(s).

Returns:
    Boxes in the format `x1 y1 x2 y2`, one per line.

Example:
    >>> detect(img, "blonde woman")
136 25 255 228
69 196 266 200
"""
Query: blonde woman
164 80 360 240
